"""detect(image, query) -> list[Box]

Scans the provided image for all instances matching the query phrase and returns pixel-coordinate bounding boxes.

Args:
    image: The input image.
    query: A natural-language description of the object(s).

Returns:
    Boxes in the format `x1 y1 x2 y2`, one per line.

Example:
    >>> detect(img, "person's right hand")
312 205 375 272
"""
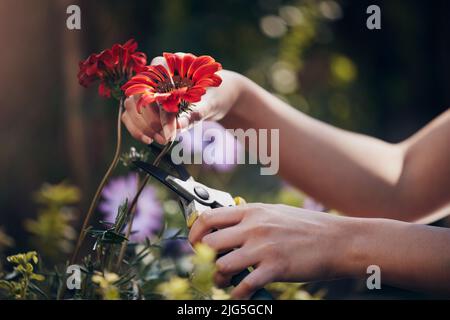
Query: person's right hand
121 54 244 145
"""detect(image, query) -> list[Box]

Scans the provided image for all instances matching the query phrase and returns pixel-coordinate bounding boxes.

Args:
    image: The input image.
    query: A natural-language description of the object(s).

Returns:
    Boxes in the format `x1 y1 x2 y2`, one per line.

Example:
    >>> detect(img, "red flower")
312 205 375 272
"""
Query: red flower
122 52 222 113
78 39 147 99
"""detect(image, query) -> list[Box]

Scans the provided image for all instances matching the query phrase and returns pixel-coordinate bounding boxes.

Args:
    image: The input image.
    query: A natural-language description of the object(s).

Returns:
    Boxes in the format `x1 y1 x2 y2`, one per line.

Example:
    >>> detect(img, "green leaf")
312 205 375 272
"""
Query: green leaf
28 282 48 299
114 199 129 232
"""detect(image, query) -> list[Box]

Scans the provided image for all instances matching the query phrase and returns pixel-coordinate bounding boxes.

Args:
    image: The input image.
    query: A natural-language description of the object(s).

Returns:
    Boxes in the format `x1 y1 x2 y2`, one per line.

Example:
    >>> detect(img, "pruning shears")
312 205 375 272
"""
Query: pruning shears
133 144 273 300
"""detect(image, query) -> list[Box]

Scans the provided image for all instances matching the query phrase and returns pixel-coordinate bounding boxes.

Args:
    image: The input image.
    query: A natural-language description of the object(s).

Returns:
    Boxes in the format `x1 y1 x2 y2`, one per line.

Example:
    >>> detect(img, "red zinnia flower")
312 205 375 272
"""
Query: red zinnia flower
78 39 147 99
122 52 222 113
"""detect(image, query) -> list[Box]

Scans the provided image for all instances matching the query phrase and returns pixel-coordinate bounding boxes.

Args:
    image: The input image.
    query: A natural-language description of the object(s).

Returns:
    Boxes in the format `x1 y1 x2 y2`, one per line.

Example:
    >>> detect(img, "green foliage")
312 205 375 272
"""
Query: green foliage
33 182 80 207
89 199 129 250
0 227 14 274
87 199 130 273
155 242 230 300
157 276 192 300
190 243 219 296
0 227 14 252
1 188 320 300
120 147 149 168
92 271 121 300
25 182 79 261
0 251 45 299
267 282 325 300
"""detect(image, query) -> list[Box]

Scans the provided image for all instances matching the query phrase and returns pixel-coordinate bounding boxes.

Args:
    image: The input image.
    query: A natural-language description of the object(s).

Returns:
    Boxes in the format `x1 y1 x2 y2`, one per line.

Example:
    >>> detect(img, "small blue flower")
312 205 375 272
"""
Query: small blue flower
99 174 163 241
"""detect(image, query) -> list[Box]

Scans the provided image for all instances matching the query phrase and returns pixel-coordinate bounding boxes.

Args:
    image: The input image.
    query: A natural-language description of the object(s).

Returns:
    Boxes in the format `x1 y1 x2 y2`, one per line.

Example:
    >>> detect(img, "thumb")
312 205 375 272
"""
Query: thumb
160 109 177 142
176 101 208 131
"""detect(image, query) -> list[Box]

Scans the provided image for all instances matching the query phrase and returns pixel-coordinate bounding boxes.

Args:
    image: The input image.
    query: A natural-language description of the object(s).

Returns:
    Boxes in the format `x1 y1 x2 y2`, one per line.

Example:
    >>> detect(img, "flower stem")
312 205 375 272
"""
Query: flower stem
70 98 124 266
115 141 174 271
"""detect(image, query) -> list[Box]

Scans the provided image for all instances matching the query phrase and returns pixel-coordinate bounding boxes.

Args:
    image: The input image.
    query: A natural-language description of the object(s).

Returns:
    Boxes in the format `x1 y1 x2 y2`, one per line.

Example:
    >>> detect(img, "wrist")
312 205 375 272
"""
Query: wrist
331 216 378 279
219 71 252 124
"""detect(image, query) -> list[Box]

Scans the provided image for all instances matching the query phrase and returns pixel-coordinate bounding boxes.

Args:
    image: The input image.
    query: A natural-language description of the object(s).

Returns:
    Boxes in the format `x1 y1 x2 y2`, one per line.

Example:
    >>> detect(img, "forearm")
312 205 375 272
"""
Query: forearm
340 217 450 295
221 75 407 219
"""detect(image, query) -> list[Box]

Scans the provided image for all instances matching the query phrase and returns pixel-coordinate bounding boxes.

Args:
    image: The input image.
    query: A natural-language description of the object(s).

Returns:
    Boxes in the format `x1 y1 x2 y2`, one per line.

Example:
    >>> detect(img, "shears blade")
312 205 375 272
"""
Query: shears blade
133 160 192 202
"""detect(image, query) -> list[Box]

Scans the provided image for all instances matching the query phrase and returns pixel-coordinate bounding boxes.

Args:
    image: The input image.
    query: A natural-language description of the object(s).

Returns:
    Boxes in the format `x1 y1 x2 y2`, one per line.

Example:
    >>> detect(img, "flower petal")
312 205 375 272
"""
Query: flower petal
183 86 206 103
187 55 215 78
154 89 186 113
78 39 147 99
131 52 147 71
192 62 222 84
123 39 138 52
123 74 159 91
180 53 196 78
144 65 171 83
163 52 182 77
137 93 157 113
123 84 154 97
98 82 111 98
195 74 222 88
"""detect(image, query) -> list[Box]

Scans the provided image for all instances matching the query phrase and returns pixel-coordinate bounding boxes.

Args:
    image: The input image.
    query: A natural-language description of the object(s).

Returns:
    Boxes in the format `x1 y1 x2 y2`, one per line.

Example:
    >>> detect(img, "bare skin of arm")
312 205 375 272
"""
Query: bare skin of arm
121 64 450 297
220 73 450 221
189 204 450 298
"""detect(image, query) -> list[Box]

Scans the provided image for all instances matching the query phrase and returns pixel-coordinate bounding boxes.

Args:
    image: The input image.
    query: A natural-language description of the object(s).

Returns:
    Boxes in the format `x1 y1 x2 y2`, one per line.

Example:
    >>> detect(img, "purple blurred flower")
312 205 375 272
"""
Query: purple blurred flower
161 228 193 258
176 121 243 172
99 173 163 242
303 197 325 212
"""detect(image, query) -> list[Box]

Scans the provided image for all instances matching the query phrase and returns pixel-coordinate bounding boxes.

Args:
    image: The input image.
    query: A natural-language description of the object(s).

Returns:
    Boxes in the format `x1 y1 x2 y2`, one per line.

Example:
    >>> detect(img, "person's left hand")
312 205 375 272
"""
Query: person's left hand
188 203 355 299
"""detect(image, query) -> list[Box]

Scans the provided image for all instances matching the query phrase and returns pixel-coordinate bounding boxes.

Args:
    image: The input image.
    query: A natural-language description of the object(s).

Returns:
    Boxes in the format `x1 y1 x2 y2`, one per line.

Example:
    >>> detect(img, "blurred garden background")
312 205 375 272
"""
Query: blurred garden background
0 0 449 299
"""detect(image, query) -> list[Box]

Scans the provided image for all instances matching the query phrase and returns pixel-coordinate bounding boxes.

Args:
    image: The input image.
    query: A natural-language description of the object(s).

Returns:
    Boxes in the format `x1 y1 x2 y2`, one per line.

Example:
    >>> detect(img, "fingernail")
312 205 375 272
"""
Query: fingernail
163 125 172 141
142 136 152 145
154 132 166 145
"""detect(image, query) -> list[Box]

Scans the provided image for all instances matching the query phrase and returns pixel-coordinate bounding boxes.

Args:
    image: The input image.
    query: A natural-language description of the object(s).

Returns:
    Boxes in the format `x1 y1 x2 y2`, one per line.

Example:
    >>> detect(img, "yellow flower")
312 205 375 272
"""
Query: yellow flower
191 243 217 295
192 243 216 266
211 287 230 300
330 55 357 84
266 282 325 300
276 187 302 207
7 251 42 279
157 276 192 300
92 272 120 300
30 274 45 281
92 272 119 288
34 182 81 206
1 251 45 299
104 272 119 283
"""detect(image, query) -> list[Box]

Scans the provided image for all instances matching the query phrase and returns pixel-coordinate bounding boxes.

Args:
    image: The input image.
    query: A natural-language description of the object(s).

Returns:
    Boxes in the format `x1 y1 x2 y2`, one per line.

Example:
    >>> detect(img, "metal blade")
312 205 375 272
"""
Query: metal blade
147 143 190 181
133 161 191 201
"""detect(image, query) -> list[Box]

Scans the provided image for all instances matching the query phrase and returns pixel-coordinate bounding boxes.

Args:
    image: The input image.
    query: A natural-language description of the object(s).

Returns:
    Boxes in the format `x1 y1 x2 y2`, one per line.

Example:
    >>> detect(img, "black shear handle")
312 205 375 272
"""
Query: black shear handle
212 203 273 300
220 255 273 300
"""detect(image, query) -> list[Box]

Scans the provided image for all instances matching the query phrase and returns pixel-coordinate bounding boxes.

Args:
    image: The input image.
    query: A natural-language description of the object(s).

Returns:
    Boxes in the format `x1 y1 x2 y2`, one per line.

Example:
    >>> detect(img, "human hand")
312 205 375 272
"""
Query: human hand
121 53 244 145
188 203 355 299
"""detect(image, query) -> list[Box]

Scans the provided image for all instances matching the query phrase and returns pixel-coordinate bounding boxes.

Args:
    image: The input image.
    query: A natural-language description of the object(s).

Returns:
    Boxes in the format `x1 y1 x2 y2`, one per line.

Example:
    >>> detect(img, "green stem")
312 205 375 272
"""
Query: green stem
115 141 174 270
58 98 123 300
70 98 124 265
22 277 29 299
106 244 115 272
